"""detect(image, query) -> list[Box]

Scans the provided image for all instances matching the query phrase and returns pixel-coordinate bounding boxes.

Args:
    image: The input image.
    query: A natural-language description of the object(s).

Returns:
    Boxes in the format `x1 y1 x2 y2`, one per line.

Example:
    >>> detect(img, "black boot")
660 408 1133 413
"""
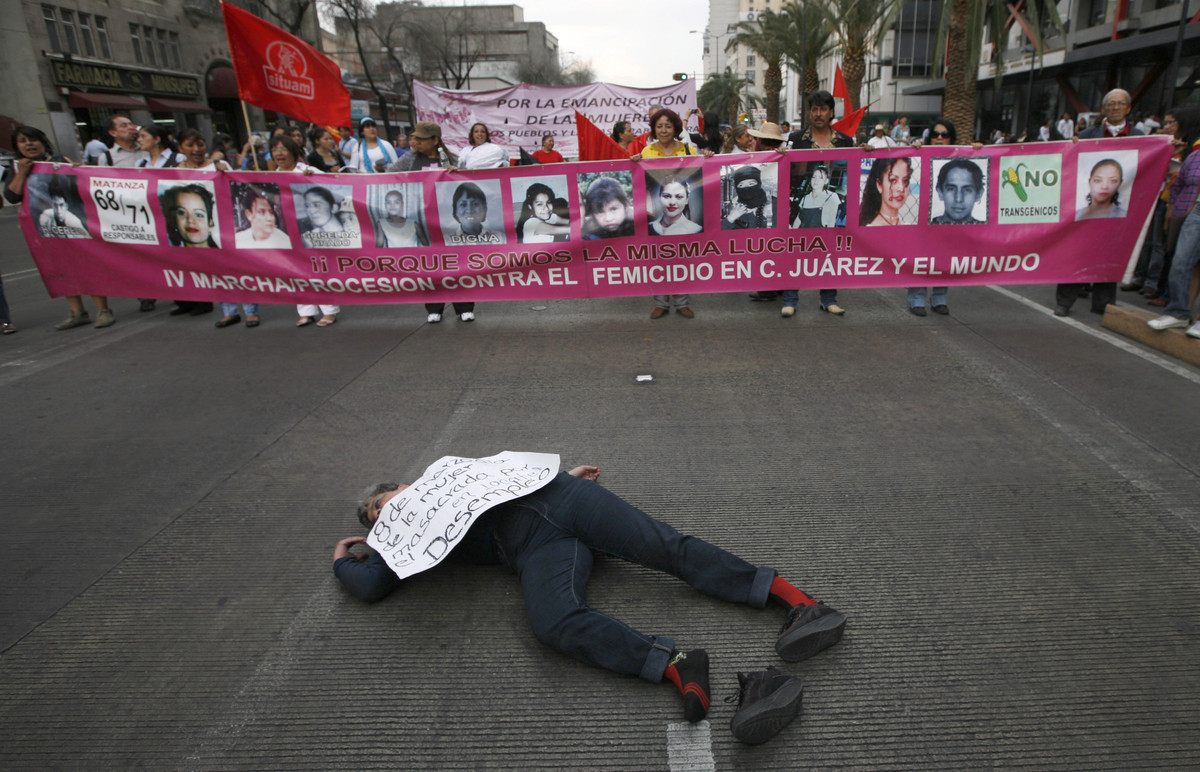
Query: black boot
776 602 846 661
728 667 803 744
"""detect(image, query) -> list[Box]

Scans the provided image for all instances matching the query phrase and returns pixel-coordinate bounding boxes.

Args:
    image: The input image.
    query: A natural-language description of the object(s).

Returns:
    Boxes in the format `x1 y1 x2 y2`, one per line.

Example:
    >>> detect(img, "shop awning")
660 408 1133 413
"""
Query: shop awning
67 92 146 109
147 97 211 113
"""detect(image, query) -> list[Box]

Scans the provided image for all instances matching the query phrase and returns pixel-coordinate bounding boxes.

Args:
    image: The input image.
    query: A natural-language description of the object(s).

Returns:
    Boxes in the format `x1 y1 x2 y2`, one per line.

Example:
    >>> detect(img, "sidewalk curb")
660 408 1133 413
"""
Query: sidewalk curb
1103 304 1200 367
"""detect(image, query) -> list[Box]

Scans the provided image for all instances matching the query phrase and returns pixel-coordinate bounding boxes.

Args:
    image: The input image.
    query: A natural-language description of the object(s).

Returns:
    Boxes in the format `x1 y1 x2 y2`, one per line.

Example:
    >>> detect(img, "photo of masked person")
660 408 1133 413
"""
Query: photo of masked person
929 158 988 225
31 174 90 239
513 176 571 243
579 173 635 239
158 181 220 247
368 185 429 248
789 163 846 229
292 184 361 248
231 182 292 249
859 156 920 226
646 169 704 236
435 180 505 246
722 164 777 230
1075 153 1136 221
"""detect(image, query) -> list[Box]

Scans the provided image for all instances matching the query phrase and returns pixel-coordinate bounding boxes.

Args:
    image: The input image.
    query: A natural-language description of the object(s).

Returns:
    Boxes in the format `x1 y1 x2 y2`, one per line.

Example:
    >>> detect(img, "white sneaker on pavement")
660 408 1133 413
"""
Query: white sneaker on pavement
1148 315 1187 330
781 306 795 317
427 313 442 323
1187 322 1200 339
459 311 475 322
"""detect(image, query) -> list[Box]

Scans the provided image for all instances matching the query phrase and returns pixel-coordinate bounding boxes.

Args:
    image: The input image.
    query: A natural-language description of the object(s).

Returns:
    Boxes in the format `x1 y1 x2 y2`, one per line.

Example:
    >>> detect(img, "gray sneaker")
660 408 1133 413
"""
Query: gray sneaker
55 312 90 331
93 309 115 328
728 667 803 744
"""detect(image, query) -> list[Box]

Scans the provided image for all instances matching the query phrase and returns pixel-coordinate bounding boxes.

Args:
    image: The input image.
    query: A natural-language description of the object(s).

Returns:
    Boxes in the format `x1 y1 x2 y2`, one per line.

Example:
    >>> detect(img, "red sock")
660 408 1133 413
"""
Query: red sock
770 576 817 609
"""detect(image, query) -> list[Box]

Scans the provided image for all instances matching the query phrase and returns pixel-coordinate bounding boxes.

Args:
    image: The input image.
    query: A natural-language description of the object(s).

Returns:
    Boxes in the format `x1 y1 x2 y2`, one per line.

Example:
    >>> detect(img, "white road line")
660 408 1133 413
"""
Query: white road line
987 285 1200 386
1 268 43 282
667 720 716 772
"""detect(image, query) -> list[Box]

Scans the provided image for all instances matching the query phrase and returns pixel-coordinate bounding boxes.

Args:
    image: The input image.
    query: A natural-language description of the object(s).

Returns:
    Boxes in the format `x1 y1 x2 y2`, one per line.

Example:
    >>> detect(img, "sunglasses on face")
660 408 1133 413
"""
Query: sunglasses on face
931 130 951 138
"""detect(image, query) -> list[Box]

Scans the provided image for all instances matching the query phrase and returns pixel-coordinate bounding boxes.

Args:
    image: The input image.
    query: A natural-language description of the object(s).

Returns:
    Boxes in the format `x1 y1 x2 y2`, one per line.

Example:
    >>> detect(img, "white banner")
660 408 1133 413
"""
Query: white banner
367 451 560 579
413 79 698 162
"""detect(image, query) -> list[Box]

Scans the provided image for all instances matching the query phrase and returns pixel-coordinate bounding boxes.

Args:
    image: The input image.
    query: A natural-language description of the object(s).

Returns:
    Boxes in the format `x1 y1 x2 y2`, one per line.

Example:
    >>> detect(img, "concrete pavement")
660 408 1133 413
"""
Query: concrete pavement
2 206 1199 770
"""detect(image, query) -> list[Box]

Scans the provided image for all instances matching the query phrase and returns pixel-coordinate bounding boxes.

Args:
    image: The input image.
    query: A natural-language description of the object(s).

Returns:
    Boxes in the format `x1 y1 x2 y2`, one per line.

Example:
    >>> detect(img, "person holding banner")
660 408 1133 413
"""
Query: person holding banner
269 136 319 175
334 459 845 741
457 123 510 170
633 110 705 159
177 129 232 172
135 125 185 169
307 127 347 173
611 121 636 155
349 118 397 173
386 122 455 173
3 125 113 331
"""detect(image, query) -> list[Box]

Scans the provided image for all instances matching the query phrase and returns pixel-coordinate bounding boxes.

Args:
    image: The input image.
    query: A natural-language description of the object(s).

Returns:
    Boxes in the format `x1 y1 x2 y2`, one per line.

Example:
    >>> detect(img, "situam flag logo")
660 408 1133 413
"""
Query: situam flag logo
263 41 314 100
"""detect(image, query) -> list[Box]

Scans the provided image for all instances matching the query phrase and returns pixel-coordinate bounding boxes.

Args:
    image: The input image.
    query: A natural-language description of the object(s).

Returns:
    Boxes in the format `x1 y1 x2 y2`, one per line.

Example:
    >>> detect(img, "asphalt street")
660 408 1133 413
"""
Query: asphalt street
2 204 1199 770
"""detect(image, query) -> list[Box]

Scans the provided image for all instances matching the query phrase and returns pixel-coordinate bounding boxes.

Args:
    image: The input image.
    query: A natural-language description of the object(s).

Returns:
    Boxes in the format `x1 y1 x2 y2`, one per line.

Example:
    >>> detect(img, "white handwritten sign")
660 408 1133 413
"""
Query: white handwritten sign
367 451 560 580
90 177 158 244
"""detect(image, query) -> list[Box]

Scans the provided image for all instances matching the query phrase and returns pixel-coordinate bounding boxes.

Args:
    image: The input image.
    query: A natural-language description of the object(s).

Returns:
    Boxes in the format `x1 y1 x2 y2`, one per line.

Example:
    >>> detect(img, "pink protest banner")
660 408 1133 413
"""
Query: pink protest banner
412 79 697 161
19 136 1170 306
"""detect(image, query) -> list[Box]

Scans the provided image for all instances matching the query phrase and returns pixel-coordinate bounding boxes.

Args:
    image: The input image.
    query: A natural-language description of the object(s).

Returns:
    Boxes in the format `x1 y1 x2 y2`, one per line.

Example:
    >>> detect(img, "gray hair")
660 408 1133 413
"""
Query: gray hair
356 482 400 529
1102 89 1131 106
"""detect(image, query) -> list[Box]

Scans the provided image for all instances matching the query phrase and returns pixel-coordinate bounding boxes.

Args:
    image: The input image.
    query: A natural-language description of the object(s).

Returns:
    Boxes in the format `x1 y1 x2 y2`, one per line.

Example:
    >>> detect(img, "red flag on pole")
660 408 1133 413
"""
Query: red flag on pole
832 103 870 138
832 65 850 101
222 2 351 127
574 111 630 161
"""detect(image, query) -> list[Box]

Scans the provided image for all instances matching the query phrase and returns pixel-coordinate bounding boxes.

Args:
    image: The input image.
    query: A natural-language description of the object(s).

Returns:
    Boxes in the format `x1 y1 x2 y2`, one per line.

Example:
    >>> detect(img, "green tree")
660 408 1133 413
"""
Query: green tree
725 9 793 123
935 0 1064 141
698 68 760 124
816 0 905 113
779 1 835 119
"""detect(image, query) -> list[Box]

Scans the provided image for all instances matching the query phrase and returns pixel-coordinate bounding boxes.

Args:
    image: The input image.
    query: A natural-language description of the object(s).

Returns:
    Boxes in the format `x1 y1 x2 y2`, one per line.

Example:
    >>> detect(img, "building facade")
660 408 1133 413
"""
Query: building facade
0 0 250 158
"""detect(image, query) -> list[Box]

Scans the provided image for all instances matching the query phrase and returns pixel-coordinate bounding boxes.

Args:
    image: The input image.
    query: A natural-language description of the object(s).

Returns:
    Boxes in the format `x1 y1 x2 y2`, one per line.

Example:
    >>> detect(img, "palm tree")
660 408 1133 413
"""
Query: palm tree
698 68 760 124
779 1 835 119
936 0 1064 142
725 9 793 123
816 0 905 113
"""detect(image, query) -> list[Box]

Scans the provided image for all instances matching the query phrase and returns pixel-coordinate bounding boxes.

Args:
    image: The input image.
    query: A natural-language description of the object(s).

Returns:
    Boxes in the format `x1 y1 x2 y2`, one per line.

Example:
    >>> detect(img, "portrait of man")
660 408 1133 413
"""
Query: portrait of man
231 182 291 249
929 158 988 225
158 181 220 247
435 179 505 246
29 174 90 239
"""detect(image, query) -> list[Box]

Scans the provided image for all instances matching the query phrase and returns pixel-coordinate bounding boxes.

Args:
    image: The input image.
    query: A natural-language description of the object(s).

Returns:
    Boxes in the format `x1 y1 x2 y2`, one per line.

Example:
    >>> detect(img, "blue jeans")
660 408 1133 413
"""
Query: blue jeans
653 294 690 309
1163 205 1200 320
782 289 838 307
221 302 259 317
490 472 775 682
906 287 947 308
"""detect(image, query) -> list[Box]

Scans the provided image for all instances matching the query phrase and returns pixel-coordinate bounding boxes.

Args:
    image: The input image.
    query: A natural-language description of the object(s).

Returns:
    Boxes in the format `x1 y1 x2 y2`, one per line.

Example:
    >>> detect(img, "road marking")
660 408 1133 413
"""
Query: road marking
987 285 1200 386
1 268 43 282
667 720 715 772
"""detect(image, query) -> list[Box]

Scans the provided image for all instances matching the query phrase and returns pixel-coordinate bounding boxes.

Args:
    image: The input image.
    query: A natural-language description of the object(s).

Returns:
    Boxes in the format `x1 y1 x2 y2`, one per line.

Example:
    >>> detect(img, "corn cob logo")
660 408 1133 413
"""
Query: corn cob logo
1002 163 1029 201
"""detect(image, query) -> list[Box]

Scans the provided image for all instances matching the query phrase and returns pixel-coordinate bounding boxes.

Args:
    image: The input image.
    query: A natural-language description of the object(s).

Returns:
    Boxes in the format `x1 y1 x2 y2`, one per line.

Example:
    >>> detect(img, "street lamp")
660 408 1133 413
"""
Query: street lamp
690 28 730 80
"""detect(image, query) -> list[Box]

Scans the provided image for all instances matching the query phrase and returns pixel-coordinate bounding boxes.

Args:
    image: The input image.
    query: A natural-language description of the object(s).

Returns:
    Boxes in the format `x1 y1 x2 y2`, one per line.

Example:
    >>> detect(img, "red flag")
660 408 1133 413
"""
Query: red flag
832 104 869 138
833 65 850 101
222 3 350 127
574 111 630 161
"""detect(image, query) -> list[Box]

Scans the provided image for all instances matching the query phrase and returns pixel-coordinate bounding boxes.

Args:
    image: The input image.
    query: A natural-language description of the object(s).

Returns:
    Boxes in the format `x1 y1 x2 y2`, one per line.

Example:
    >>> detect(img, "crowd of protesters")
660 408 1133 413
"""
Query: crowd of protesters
1 88 1198 340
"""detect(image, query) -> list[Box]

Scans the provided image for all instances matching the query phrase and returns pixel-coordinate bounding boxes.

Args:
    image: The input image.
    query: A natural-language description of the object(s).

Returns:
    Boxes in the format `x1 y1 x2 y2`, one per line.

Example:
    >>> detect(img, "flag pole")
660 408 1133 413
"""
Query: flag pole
240 100 260 171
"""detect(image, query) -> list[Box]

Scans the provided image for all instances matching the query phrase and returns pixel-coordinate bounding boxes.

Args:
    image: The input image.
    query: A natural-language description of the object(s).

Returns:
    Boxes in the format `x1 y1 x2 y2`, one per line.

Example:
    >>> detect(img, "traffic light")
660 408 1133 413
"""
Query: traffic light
672 72 690 81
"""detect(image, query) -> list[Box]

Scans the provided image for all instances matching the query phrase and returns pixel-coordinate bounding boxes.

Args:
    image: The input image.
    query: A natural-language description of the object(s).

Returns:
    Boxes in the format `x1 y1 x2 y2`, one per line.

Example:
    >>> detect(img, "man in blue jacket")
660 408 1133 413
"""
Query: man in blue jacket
332 460 846 744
